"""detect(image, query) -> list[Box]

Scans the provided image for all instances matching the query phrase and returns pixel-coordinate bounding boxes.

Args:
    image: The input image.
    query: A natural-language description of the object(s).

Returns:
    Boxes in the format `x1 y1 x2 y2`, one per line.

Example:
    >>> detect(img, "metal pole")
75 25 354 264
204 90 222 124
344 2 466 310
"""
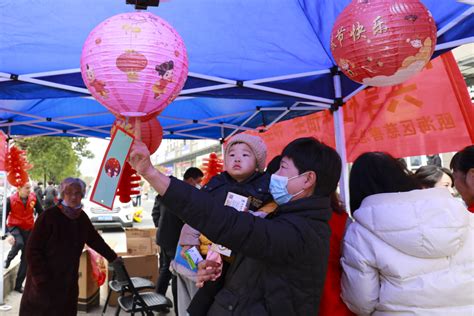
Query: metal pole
0 134 12 309
0 171 7 305
332 69 351 216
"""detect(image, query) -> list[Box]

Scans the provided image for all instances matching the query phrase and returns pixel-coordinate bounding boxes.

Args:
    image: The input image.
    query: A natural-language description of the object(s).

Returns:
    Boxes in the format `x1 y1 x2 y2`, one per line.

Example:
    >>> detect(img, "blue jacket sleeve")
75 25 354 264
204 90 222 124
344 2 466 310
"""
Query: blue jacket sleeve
162 177 316 264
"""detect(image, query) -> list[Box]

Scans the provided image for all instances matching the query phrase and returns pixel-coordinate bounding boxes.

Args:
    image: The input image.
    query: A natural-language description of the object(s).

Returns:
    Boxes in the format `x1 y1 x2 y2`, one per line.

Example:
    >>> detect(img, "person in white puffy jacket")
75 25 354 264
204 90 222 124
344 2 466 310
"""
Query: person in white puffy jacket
341 152 474 316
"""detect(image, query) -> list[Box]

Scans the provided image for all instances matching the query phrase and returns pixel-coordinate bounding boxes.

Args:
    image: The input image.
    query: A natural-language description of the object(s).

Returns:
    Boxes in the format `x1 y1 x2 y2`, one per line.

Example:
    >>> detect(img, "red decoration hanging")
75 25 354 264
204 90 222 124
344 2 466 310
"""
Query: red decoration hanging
0 131 7 171
5 146 32 187
330 0 437 86
111 116 163 155
116 162 141 204
201 152 223 186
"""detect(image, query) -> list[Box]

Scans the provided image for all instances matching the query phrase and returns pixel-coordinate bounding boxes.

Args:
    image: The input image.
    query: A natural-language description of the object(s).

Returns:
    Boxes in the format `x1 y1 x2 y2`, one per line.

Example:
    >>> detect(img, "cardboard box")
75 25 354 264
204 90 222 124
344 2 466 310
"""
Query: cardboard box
125 227 157 239
127 237 152 256
107 254 159 306
77 250 100 312
125 228 158 256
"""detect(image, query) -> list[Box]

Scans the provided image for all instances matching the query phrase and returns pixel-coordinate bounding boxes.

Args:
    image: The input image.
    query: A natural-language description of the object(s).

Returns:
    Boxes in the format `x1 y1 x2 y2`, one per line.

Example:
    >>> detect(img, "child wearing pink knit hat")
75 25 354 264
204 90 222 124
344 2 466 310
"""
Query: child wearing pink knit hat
173 133 274 315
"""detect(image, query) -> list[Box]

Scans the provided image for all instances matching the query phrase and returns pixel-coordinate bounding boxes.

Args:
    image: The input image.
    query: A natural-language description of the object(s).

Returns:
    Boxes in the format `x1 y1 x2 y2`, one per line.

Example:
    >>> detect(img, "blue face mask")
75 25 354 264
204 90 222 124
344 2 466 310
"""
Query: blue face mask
269 173 307 205
61 200 83 210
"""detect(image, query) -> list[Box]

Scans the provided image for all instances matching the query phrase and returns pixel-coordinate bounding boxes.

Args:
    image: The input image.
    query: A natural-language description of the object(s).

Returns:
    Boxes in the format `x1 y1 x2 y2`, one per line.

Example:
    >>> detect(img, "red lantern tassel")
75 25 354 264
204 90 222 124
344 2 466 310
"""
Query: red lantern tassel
116 162 141 203
5 146 32 187
201 152 223 186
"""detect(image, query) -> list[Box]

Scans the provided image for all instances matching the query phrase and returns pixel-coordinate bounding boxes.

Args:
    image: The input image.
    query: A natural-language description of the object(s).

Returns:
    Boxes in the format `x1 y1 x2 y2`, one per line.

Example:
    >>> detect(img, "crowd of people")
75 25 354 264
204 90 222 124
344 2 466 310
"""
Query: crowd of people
130 135 474 316
1 134 472 315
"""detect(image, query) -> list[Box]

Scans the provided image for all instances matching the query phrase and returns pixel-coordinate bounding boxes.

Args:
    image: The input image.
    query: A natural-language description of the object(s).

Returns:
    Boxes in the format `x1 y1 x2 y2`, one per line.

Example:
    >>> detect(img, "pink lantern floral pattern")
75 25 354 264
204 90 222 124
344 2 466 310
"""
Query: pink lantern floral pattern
330 0 437 86
81 12 188 117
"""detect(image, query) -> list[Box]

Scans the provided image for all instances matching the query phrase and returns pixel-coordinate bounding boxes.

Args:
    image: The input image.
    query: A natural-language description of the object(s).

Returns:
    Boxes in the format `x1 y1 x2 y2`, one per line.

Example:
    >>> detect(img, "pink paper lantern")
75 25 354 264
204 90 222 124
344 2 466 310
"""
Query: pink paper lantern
81 12 188 117
330 0 437 86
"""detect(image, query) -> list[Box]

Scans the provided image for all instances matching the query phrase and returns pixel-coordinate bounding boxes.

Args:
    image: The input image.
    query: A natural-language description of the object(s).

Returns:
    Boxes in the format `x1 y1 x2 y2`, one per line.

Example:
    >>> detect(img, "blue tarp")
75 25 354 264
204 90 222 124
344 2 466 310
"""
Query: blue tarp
0 0 473 139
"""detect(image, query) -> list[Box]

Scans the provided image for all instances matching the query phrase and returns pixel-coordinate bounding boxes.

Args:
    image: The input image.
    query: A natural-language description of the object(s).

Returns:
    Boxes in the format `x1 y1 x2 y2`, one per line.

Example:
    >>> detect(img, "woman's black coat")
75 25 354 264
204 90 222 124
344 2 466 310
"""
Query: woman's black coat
162 177 332 315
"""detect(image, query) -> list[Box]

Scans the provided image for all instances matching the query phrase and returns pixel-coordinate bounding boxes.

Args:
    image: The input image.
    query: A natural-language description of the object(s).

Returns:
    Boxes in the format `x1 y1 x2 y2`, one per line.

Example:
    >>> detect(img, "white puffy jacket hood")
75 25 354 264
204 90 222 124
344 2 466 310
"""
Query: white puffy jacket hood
354 188 469 258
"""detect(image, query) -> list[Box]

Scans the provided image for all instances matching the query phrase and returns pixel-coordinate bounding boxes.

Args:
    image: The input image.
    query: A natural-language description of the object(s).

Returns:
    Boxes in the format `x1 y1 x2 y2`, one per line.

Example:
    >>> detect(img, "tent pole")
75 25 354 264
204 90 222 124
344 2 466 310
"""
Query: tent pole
437 6 474 37
0 135 12 309
331 68 351 215
435 37 474 51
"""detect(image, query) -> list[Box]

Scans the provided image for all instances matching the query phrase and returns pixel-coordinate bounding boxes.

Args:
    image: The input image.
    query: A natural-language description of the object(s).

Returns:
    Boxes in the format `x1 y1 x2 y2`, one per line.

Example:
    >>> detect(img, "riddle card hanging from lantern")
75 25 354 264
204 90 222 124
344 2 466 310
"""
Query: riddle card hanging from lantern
90 126 134 210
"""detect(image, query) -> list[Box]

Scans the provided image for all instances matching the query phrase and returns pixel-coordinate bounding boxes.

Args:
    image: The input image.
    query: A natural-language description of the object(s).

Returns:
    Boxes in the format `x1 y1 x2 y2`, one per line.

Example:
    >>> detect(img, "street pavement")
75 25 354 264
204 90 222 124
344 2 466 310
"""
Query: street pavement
0 197 177 315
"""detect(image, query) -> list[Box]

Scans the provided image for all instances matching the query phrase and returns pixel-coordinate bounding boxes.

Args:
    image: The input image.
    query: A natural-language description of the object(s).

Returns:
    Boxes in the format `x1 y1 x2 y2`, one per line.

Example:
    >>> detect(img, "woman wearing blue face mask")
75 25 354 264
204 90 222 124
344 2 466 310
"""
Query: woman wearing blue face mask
20 178 119 316
129 136 342 316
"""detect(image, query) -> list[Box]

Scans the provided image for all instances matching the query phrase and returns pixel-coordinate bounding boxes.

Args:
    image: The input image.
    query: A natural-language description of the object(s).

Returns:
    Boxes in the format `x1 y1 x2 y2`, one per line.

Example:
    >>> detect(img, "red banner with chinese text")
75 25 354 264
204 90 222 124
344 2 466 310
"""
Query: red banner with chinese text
249 52 474 163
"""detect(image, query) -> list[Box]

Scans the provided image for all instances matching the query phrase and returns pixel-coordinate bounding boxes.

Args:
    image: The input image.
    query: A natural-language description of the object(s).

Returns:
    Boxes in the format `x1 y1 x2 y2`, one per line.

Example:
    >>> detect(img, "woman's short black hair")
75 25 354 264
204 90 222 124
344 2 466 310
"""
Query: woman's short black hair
281 137 341 197
350 152 421 212
415 165 453 188
450 145 474 174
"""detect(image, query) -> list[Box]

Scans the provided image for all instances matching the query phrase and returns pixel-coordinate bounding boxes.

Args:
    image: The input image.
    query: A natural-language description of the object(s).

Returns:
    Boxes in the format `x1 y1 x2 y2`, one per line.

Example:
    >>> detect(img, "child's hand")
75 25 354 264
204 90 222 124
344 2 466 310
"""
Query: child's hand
195 260 222 288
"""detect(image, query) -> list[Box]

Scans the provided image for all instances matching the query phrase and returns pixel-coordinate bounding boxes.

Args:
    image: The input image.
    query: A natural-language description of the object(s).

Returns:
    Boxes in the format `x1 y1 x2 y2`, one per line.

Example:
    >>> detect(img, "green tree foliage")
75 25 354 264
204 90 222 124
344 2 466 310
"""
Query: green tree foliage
15 137 94 184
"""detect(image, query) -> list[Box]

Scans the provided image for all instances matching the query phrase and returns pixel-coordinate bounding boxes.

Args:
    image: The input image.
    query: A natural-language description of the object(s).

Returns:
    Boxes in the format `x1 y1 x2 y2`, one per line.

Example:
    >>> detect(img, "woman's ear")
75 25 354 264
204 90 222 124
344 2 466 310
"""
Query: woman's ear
466 168 474 187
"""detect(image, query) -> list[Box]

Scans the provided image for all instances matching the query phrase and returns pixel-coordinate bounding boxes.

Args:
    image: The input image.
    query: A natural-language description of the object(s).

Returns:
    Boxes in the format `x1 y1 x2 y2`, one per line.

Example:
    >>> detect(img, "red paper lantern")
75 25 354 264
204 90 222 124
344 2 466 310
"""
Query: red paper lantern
330 0 437 86
111 116 163 155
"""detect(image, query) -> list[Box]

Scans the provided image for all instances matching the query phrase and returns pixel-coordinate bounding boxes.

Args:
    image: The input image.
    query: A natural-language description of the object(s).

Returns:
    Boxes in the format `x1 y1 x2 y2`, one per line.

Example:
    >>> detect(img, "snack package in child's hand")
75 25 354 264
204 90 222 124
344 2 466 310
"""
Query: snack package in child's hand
174 245 197 272
184 246 204 270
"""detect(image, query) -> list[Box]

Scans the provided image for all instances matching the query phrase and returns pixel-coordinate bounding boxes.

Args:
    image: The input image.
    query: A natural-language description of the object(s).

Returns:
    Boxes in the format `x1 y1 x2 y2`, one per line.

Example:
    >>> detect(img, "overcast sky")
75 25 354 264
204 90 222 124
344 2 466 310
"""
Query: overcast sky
80 138 109 178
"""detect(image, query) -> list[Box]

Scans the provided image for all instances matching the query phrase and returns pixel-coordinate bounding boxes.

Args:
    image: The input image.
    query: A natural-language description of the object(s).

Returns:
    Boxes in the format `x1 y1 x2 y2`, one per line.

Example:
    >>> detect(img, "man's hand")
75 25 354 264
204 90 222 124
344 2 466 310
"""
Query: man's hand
128 128 171 197
129 140 155 177
195 260 222 288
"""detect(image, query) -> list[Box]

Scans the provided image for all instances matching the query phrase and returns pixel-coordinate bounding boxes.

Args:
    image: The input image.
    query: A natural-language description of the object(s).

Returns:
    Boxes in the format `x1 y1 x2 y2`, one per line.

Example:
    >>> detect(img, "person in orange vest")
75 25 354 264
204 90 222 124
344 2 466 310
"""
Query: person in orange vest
4 182 43 293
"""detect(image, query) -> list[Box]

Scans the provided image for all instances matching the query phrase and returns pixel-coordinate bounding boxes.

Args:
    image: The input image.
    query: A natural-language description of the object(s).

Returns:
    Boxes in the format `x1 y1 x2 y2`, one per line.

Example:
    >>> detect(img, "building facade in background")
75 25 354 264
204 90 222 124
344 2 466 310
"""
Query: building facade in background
152 139 222 178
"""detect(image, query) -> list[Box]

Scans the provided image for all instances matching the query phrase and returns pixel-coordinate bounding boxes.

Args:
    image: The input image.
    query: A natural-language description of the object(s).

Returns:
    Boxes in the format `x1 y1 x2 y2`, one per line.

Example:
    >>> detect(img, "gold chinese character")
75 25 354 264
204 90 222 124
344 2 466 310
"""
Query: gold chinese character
335 27 346 46
350 22 366 41
373 16 388 35
330 35 337 49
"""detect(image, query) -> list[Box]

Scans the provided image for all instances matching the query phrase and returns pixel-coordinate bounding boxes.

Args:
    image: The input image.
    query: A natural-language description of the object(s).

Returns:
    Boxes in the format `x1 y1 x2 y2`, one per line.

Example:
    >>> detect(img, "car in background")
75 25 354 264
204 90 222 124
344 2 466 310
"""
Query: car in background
83 185 135 229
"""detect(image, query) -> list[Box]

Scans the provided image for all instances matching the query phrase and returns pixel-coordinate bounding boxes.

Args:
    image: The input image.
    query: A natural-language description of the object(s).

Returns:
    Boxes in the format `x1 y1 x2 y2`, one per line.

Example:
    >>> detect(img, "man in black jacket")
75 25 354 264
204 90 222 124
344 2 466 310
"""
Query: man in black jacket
152 167 203 314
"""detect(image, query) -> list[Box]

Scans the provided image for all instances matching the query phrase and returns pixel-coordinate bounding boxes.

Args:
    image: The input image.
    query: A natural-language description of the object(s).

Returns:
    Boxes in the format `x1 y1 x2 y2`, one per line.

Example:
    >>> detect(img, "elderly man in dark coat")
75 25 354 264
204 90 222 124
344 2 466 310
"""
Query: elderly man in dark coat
19 177 118 316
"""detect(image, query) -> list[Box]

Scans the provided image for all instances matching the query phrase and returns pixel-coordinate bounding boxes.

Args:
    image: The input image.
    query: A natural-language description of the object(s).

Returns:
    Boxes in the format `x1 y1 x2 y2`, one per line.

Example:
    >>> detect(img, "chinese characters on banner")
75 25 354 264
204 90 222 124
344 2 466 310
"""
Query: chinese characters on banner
249 52 474 163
